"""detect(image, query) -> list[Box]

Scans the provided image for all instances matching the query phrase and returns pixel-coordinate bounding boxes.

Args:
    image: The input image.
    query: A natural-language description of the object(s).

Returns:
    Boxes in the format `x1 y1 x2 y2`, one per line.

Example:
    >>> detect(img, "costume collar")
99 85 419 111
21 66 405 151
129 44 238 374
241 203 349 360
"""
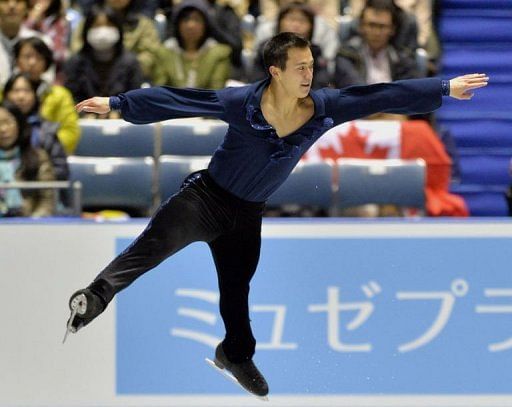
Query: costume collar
245 77 326 131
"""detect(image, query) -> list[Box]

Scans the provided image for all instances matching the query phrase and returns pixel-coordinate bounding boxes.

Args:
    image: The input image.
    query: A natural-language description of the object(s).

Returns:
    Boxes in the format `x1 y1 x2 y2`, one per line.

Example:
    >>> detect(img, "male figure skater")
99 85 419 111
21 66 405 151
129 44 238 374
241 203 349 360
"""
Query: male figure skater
65 32 488 397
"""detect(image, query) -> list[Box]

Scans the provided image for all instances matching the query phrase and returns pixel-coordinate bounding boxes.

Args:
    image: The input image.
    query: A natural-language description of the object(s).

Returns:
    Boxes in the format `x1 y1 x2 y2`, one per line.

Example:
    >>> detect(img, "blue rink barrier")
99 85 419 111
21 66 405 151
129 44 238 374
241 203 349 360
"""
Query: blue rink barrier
115 232 512 395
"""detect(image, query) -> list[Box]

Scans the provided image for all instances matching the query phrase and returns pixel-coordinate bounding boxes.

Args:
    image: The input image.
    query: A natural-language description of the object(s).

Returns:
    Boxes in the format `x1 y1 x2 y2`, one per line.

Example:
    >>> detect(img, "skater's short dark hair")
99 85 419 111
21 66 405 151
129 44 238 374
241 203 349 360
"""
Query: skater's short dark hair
263 32 311 73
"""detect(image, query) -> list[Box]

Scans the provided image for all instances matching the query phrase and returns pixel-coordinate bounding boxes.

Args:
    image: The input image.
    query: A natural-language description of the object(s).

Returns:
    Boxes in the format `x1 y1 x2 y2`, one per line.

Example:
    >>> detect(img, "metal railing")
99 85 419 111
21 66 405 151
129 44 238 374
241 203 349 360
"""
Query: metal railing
0 181 83 216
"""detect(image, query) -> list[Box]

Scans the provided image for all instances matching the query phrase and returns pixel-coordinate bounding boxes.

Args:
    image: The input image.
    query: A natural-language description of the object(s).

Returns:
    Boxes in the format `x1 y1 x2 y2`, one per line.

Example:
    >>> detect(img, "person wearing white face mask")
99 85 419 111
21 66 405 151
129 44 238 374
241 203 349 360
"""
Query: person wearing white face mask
70 0 162 82
63 5 143 119
86 25 120 53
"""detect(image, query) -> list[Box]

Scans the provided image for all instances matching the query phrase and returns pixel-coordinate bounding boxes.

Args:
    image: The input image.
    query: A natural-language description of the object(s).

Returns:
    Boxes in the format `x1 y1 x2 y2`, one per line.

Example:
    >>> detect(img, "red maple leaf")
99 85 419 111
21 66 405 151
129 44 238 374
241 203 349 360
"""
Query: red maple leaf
315 123 391 160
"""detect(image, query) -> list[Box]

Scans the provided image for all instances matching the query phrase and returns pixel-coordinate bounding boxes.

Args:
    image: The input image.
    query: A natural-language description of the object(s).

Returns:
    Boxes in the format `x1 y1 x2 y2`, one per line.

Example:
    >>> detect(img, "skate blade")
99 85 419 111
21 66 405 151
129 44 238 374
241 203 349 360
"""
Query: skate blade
205 358 269 402
62 307 78 344
62 294 87 344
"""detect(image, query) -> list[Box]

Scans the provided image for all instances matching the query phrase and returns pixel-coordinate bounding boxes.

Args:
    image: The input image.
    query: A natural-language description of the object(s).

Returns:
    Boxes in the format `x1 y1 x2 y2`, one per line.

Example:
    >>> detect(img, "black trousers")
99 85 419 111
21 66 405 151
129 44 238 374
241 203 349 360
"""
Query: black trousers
88 170 265 363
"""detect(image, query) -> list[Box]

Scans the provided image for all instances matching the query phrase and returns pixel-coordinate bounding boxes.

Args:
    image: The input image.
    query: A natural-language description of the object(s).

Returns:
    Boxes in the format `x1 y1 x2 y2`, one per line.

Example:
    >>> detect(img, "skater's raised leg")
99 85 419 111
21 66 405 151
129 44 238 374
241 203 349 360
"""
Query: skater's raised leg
66 172 233 334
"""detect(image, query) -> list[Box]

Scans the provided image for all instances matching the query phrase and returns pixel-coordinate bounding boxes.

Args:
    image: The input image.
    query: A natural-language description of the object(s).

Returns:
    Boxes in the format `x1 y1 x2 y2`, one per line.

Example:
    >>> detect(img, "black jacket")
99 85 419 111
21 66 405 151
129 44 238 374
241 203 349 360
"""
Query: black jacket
64 50 144 103
334 36 419 89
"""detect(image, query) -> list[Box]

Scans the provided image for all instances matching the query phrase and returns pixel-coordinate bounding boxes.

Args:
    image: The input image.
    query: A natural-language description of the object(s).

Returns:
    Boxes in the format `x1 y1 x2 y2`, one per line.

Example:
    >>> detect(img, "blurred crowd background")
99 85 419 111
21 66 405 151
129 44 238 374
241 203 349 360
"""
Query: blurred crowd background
0 0 509 219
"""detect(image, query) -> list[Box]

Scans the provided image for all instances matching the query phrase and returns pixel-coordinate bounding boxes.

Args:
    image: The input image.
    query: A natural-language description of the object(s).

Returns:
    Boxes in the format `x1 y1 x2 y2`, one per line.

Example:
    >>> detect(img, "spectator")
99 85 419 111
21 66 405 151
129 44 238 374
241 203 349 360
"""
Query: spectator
77 0 163 19
23 0 70 81
249 2 331 89
205 0 243 73
71 0 161 81
0 100 56 217
159 0 243 75
259 0 340 29
334 0 419 89
153 0 231 89
14 36 80 153
64 5 143 116
347 0 435 53
75 0 160 18
253 0 339 63
0 0 48 85
3 72 68 180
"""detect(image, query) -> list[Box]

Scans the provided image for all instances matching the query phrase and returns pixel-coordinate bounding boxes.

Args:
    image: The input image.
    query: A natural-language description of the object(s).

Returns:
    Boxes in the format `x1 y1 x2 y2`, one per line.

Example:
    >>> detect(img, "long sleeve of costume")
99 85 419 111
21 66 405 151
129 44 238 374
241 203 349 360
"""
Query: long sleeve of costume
323 77 443 125
110 86 227 124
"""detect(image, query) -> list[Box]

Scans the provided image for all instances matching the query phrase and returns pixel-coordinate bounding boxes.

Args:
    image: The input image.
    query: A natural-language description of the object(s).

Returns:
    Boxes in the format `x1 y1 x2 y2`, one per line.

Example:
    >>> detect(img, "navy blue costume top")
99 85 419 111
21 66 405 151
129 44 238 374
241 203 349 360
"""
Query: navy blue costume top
110 77 445 202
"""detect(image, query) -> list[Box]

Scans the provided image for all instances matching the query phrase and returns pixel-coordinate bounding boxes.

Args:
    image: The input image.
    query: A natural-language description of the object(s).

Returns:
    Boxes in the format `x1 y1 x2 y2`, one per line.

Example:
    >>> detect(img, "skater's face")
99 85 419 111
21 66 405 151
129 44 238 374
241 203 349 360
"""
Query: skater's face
5 76 36 115
270 46 314 98
0 108 19 150
360 8 395 52
16 43 47 81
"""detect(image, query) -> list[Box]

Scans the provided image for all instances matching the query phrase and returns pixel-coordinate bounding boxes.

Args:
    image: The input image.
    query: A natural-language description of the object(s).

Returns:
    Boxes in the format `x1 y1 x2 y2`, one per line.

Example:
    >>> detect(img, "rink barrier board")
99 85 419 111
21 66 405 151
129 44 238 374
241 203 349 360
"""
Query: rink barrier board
1 219 512 406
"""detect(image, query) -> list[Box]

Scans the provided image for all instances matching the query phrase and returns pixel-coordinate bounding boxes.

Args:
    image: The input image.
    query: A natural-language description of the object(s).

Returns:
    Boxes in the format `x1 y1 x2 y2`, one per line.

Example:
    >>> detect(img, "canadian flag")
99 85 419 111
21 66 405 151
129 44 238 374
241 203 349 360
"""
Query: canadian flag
303 120 468 217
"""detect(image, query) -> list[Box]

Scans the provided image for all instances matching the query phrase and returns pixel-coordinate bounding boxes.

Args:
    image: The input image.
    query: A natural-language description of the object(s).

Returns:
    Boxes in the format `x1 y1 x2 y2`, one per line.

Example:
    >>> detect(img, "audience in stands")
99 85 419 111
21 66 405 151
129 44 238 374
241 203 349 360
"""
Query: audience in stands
260 0 340 29
159 0 243 78
13 37 80 153
253 0 339 63
0 0 452 217
64 5 143 116
0 101 56 217
0 0 50 86
204 0 243 74
153 0 231 89
71 0 161 81
346 0 439 60
341 0 418 52
249 2 331 89
3 73 68 180
334 0 419 89
23 0 70 82
77 0 160 18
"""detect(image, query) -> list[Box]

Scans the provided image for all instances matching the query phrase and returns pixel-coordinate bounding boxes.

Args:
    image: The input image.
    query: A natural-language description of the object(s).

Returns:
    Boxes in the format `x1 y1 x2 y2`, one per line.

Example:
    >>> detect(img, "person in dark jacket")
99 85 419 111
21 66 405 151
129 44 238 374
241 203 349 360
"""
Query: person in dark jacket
64 32 488 399
249 1 331 89
64 4 143 118
334 0 419 88
3 72 68 180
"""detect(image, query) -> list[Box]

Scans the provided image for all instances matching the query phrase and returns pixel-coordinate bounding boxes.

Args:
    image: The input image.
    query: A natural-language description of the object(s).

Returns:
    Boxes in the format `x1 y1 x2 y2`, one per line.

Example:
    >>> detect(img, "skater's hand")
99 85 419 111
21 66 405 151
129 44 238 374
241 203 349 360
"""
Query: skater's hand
449 73 489 100
76 97 111 114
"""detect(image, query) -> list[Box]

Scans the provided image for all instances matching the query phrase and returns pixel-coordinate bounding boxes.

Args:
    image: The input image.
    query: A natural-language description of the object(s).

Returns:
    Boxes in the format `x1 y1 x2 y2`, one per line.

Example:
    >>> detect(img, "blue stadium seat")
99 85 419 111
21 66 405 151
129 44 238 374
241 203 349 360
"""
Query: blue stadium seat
68 156 154 213
441 47 512 78
76 119 156 157
439 15 512 43
161 119 227 155
440 119 512 149
450 184 508 216
443 0 512 10
438 81 512 119
458 152 512 186
266 161 335 210
158 155 211 201
336 158 426 209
